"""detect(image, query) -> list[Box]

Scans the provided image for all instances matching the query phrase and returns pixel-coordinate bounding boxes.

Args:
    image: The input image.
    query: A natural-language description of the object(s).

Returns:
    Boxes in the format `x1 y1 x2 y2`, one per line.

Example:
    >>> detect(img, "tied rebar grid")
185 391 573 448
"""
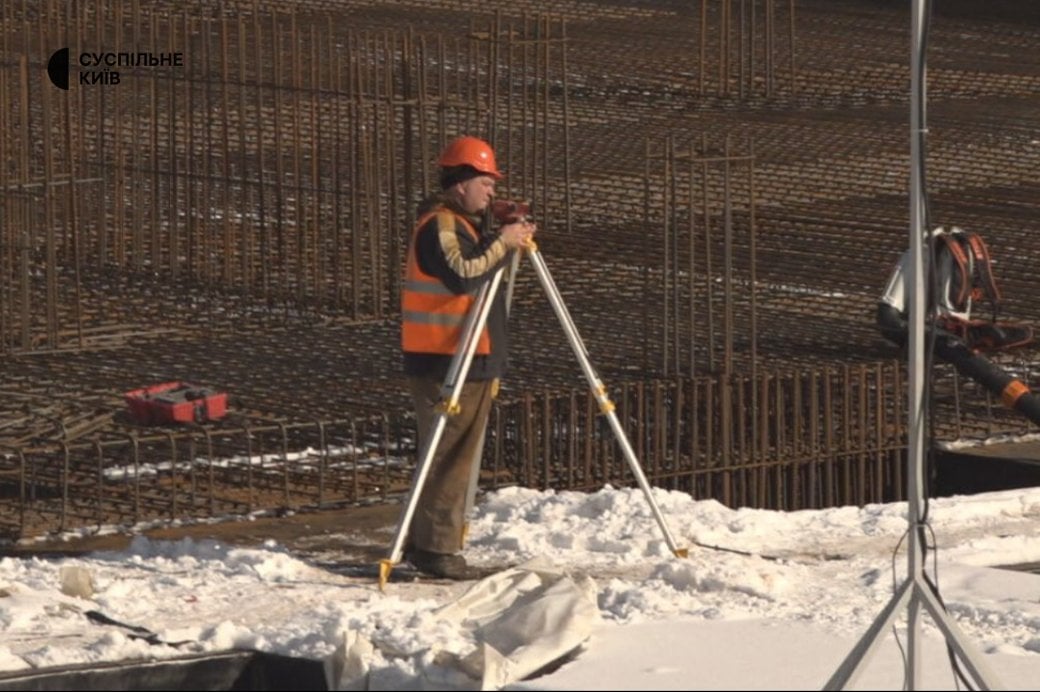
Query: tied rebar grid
1 412 418 540
0 0 809 355
1 3 572 349
496 363 907 511
0 361 907 541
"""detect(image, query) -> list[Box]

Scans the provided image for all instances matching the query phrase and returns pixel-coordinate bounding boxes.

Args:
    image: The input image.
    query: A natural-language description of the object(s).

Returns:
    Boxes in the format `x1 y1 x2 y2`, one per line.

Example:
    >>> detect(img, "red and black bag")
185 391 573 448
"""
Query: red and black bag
936 231 1033 352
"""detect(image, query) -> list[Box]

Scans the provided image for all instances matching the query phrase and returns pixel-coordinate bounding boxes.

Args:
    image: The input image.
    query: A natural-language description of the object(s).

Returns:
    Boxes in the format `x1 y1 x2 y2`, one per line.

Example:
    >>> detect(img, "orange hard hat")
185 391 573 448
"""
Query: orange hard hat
437 136 502 179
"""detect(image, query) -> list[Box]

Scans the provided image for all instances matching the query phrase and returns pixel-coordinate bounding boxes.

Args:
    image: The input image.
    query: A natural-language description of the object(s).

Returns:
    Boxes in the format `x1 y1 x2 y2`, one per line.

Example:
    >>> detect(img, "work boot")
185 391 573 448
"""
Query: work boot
404 547 478 580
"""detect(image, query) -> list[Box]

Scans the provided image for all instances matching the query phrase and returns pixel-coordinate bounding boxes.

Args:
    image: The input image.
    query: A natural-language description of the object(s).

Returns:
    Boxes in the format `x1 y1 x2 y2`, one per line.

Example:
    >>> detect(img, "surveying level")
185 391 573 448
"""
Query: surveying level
379 210 687 590
491 199 531 224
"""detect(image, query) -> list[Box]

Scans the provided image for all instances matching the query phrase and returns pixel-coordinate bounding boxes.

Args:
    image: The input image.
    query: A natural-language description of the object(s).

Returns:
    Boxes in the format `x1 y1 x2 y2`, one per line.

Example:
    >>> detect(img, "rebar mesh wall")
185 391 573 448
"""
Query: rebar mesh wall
1 361 905 539
1 4 570 347
494 362 905 510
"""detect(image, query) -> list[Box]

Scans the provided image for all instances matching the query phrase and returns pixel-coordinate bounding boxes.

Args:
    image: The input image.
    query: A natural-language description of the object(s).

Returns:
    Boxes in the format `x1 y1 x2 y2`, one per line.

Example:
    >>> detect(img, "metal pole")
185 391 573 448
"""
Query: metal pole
904 0 928 666
824 2 1001 687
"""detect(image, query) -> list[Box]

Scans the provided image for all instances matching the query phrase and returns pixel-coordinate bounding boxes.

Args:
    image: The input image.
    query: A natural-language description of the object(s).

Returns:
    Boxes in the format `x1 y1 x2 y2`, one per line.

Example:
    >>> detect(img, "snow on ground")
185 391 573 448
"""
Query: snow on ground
2 484 1040 689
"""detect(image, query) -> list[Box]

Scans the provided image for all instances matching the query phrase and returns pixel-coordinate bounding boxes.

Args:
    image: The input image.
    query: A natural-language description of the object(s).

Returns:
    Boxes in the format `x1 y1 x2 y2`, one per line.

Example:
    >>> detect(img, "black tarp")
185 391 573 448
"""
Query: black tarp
0 650 327 692
934 449 1040 497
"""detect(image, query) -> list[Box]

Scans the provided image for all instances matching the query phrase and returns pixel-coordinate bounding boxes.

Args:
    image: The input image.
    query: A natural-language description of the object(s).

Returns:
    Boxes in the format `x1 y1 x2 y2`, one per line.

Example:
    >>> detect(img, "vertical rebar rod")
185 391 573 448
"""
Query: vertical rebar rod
220 14 232 285
40 20 58 349
0 66 8 350
766 0 774 97
688 141 697 378
718 0 728 97
738 0 745 100
290 13 304 307
271 11 286 313
722 135 733 373
560 18 572 234
670 137 680 377
698 0 707 96
662 134 672 377
701 133 716 373
642 137 652 375
749 0 756 96
112 7 126 269
167 13 179 279
788 0 797 95
64 52 84 351
201 15 215 286
254 10 268 299
185 12 197 280
18 56 30 350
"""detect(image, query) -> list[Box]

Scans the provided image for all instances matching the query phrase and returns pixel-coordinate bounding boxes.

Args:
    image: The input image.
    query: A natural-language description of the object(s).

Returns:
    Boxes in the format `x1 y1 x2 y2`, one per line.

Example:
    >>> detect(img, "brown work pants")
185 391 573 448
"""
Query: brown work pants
407 377 495 555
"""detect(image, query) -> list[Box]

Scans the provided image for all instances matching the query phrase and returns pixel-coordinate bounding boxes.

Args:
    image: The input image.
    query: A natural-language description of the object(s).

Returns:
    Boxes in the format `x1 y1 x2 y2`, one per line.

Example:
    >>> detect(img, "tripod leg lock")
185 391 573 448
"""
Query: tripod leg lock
599 400 616 414
377 559 393 592
434 400 461 416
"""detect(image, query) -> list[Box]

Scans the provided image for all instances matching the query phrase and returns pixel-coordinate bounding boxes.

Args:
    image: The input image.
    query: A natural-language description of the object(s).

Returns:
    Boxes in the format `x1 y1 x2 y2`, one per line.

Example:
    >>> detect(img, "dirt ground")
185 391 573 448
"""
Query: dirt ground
3 503 402 570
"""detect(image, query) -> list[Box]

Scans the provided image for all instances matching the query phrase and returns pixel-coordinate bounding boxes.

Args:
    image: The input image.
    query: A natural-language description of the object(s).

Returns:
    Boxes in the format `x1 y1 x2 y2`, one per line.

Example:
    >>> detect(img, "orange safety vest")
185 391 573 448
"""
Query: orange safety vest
400 208 492 356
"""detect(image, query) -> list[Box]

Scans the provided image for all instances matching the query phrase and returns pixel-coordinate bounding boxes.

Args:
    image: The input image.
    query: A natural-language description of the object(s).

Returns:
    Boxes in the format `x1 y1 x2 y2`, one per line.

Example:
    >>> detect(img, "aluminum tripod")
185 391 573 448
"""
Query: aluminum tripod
379 242 687 590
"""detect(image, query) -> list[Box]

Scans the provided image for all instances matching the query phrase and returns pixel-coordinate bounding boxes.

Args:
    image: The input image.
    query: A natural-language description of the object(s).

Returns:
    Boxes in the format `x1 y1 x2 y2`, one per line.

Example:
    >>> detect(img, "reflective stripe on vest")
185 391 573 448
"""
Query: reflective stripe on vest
401 208 492 356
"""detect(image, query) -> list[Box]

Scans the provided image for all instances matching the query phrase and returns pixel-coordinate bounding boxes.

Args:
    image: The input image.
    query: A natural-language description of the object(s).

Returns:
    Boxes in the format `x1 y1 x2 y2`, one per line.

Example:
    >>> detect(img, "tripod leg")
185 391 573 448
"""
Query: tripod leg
525 247 687 557
914 577 1002 690
379 268 506 590
822 578 914 690
504 251 521 318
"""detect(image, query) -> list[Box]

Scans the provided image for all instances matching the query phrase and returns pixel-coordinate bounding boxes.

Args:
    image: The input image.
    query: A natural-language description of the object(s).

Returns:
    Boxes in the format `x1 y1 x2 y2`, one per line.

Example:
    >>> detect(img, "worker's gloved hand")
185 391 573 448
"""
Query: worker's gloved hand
499 220 536 249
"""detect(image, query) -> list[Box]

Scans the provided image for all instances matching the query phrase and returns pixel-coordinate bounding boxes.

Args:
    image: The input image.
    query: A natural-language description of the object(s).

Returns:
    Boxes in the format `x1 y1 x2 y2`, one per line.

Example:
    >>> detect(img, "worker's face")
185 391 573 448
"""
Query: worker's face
454 175 497 215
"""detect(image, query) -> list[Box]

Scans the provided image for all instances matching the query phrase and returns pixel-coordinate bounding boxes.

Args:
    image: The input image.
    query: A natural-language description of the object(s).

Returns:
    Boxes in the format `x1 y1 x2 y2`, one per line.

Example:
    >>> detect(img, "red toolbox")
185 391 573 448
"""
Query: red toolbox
124 382 228 424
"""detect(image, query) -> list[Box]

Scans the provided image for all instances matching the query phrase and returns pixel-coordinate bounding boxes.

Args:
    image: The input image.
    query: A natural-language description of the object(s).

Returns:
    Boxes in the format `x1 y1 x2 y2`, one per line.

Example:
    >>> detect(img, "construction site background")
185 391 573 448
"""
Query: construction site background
1 0 1039 543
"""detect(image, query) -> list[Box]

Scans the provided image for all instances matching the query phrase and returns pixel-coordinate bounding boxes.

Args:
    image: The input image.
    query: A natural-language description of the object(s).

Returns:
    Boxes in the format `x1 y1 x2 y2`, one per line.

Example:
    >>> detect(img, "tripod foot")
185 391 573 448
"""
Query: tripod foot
377 559 394 592
674 548 689 558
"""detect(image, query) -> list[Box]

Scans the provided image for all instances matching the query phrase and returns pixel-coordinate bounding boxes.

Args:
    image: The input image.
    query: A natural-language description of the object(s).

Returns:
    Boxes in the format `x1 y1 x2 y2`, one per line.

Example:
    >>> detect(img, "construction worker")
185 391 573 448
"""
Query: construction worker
400 135 535 579
877 225 1040 425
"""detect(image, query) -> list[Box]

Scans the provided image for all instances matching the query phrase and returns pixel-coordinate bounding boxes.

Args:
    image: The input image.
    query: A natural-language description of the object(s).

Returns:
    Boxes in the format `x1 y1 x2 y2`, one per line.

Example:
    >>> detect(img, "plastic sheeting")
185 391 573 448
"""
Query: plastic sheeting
324 557 600 691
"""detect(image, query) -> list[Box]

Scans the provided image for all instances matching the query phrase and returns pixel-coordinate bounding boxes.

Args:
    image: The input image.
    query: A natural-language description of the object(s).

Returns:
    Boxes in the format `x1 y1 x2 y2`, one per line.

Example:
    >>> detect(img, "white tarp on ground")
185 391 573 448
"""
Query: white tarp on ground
324 557 600 690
